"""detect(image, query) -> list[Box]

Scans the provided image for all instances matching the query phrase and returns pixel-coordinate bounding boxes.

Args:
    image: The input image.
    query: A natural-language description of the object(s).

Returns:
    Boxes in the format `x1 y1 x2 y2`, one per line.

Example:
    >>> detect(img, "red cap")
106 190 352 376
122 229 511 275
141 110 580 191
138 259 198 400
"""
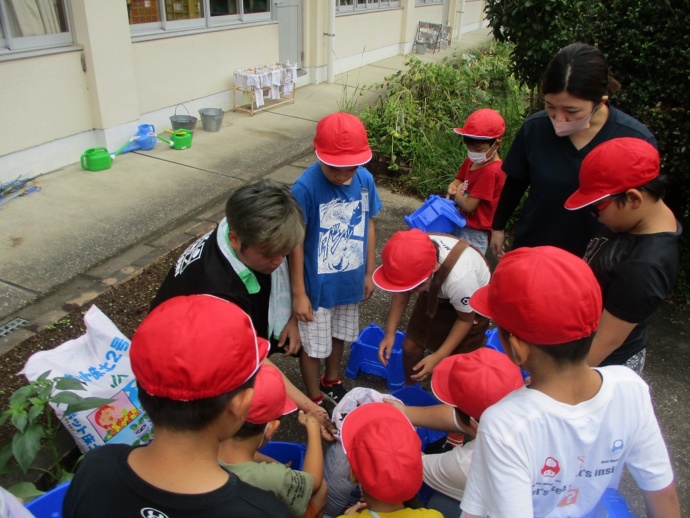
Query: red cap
431 349 524 420
341 403 423 503
372 229 437 292
453 108 506 139
246 364 297 424
313 112 373 167
565 138 659 210
470 247 602 345
131 295 269 400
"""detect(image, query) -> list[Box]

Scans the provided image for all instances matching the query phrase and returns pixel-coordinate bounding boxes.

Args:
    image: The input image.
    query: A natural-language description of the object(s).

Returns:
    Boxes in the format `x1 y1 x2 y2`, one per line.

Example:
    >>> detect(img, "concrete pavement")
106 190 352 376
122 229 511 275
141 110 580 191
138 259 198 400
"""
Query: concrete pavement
0 28 494 350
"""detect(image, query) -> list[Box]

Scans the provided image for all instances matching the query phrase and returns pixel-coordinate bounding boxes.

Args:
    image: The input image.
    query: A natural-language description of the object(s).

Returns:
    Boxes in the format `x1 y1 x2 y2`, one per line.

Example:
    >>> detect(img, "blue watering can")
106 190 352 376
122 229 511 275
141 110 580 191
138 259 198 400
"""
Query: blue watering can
111 124 157 157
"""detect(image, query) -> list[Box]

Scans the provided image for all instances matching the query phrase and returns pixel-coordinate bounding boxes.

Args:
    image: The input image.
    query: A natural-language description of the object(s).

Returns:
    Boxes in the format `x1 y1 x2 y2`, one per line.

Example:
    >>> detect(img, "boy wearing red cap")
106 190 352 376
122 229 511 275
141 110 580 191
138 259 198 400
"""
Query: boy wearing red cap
446 108 506 255
218 364 327 518
339 403 442 517
458 247 679 518
386 348 524 518
290 112 383 406
374 229 490 384
565 137 681 373
64 295 289 517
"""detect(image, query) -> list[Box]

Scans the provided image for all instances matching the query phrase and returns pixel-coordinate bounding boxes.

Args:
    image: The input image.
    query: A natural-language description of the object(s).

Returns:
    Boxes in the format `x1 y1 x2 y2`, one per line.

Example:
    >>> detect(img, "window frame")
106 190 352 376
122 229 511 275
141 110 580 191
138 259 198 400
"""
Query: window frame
337 0 400 13
0 0 74 53
128 0 272 36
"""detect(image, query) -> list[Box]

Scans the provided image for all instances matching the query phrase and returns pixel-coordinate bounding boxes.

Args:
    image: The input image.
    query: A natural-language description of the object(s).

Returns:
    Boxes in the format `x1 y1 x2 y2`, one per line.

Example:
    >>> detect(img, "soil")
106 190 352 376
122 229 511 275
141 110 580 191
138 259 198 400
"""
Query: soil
0 244 186 447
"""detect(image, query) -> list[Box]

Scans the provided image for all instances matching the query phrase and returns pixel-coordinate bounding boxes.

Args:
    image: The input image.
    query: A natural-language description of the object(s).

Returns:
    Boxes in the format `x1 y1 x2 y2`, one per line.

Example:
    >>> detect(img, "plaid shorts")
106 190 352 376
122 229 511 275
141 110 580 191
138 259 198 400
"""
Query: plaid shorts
298 303 359 359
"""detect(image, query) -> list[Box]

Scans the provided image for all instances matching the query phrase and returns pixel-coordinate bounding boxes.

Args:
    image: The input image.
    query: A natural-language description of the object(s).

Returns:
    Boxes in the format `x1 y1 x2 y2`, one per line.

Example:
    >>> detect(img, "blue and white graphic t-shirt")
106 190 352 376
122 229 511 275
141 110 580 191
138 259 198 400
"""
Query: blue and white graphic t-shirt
292 162 382 310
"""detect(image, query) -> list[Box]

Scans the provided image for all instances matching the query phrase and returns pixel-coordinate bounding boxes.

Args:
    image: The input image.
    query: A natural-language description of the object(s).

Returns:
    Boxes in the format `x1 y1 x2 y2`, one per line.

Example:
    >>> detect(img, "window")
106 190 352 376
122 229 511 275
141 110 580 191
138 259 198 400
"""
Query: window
0 0 73 52
128 0 270 32
337 0 400 13
415 0 443 4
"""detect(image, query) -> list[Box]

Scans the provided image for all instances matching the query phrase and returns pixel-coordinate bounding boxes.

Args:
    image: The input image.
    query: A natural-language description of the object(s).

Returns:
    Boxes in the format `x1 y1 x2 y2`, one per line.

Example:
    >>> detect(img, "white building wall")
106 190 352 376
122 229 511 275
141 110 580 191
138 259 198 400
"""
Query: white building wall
0 0 488 183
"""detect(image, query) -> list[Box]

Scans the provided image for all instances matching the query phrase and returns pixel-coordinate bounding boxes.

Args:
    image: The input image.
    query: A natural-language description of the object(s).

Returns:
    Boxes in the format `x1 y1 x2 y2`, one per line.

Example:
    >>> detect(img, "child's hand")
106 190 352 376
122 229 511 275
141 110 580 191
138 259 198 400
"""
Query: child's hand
292 293 314 322
298 410 324 428
446 183 458 198
383 397 405 413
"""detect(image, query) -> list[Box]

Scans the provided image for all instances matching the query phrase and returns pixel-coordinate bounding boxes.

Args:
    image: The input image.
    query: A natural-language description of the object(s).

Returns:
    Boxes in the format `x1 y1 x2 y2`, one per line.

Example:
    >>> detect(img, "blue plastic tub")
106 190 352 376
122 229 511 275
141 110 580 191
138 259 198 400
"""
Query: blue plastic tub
485 328 530 381
404 195 466 233
390 386 447 451
346 323 405 390
24 481 70 517
582 488 634 517
259 441 307 471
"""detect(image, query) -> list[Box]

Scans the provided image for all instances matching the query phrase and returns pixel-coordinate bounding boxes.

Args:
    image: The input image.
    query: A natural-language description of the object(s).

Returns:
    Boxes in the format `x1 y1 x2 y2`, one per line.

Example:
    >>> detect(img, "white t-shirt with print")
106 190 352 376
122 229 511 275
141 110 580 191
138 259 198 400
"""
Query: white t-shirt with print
460 366 674 518
431 235 490 314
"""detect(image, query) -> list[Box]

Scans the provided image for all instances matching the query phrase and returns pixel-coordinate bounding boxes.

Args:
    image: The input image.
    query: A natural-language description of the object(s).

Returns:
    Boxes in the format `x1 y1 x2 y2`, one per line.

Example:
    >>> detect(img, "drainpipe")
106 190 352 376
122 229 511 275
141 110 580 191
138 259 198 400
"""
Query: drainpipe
326 0 336 83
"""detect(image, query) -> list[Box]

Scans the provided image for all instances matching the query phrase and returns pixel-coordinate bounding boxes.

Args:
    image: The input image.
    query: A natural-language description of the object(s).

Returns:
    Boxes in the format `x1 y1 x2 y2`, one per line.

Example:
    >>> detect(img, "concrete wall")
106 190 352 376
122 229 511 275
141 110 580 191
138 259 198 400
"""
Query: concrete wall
0 0 488 183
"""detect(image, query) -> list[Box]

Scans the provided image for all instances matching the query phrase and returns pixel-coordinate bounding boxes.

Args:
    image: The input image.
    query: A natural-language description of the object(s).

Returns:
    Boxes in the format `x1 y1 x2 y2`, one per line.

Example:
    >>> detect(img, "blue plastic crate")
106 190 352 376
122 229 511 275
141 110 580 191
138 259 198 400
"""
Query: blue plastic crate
346 323 405 390
259 441 307 471
25 481 70 518
404 195 466 234
582 488 634 517
390 386 447 451
485 328 530 381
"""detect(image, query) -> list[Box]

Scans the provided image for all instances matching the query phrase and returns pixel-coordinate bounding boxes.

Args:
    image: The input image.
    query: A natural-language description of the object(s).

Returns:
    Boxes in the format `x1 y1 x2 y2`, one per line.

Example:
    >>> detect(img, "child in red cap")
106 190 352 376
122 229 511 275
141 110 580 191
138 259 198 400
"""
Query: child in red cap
565 137 681 373
290 112 383 406
458 247 679 518
446 108 506 255
339 403 442 517
386 348 524 518
64 295 290 517
218 364 327 518
373 229 490 384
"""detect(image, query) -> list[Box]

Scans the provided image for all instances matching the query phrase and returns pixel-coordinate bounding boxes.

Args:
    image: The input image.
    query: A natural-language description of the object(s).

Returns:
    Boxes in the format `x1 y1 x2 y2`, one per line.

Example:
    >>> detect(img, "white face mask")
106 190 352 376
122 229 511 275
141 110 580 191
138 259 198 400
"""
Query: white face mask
550 108 596 137
467 142 498 164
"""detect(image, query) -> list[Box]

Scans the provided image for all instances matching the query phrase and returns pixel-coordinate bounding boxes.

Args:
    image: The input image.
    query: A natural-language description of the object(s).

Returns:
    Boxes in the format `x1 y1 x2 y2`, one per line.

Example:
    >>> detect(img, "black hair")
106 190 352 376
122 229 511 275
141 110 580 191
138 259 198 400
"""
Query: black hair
233 417 283 439
612 174 668 206
533 336 593 367
454 407 472 426
498 327 593 368
542 43 621 103
463 136 497 148
139 375 255 432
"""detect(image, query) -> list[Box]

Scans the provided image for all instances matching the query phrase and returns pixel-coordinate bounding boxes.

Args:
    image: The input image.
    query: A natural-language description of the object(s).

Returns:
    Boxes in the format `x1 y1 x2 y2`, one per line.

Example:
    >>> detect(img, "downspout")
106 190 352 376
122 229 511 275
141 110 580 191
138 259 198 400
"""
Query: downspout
326 0 336 83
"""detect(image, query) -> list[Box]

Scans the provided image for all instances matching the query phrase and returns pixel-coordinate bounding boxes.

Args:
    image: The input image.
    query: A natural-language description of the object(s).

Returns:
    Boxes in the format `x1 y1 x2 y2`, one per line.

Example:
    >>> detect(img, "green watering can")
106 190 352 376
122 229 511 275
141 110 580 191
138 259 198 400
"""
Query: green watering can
80 147 112 171
157 129 192 150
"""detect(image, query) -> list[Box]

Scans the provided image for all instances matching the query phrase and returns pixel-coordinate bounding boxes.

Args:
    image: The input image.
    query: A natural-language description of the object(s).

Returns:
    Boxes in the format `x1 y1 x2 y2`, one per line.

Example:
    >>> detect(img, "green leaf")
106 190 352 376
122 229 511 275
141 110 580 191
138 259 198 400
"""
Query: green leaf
0 441 14 470
28 404 44 423
54 377 87 391
9 385 34 407
49 391 85 406
58 470 75 483
36 370 52 382
12 424 45 473
8 482 44 501
65 397 115 415
11 411 28 433
0 410 10 427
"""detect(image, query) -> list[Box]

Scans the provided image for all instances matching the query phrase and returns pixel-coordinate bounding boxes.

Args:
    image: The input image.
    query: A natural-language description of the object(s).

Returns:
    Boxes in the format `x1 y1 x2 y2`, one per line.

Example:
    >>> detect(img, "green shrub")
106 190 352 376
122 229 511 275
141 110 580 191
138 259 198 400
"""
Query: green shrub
359 41 529 196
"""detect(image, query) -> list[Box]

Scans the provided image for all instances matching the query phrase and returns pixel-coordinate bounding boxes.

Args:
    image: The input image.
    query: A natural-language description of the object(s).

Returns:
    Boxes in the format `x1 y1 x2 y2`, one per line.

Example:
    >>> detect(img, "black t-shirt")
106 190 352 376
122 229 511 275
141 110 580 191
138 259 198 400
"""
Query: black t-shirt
497 106 657 257
150 227 272 342
584 222 682 365
62 444 289 517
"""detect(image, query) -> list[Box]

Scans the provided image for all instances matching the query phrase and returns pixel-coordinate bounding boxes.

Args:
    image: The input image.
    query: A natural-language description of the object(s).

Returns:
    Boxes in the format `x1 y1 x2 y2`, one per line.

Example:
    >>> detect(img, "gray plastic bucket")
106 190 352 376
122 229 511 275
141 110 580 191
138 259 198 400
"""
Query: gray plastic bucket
199 108 224 132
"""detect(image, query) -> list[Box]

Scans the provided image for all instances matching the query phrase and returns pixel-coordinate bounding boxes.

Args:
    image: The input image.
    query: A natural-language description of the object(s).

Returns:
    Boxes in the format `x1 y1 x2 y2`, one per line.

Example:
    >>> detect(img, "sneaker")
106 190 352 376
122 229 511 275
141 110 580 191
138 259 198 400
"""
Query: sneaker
319 376 348 405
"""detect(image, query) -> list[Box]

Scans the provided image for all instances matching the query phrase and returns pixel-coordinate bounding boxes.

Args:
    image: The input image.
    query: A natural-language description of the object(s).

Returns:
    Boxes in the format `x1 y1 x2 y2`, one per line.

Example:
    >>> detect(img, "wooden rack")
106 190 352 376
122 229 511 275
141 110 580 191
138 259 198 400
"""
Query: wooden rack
232 65 297 116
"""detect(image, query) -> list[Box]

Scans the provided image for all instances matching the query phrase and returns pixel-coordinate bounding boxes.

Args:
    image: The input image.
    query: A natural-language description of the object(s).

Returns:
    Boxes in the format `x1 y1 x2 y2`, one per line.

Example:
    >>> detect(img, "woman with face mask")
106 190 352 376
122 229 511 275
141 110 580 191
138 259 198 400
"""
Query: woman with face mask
489 43 657 259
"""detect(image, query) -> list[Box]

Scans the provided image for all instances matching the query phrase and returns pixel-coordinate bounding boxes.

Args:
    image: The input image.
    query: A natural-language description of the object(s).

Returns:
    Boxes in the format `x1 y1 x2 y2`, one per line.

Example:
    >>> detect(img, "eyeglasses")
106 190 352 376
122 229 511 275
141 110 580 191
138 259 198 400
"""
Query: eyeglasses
589 196 615 217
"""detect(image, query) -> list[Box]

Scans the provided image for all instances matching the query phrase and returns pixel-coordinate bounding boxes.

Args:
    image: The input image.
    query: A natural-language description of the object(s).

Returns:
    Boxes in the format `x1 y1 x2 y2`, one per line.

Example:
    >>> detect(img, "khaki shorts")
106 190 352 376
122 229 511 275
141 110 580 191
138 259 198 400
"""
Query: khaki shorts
406 292 489 354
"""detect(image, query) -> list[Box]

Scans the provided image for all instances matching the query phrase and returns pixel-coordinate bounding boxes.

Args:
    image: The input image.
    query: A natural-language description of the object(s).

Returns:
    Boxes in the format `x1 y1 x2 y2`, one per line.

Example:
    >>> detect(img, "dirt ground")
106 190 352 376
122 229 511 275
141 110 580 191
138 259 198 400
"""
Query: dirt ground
0 183 687 516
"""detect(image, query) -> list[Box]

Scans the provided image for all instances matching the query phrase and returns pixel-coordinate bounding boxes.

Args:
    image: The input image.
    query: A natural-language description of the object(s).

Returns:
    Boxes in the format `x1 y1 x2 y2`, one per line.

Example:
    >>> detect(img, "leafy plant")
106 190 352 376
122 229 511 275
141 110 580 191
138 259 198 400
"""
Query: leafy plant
359 41 529 196
0 371 113 499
